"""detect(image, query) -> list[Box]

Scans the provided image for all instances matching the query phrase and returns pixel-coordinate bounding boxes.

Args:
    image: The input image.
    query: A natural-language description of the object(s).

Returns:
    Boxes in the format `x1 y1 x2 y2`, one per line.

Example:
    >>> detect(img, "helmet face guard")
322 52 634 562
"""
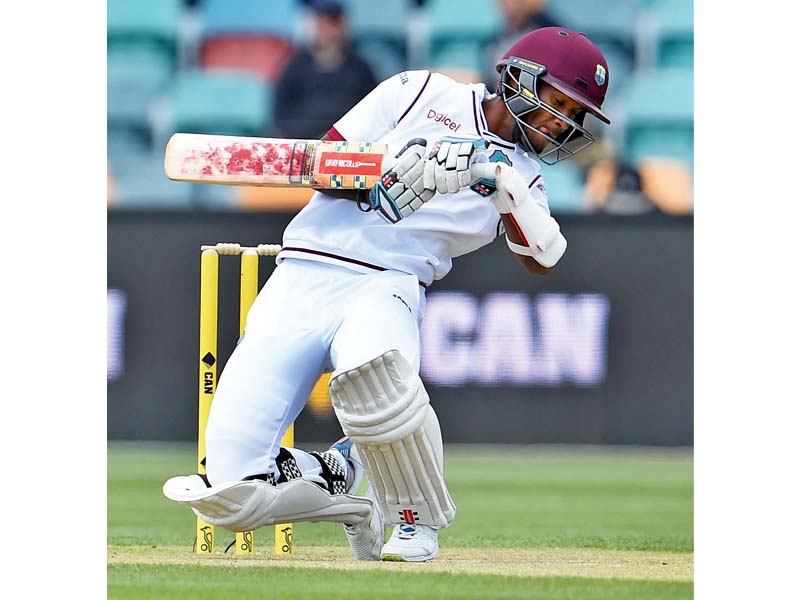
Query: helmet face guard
500 57 595 165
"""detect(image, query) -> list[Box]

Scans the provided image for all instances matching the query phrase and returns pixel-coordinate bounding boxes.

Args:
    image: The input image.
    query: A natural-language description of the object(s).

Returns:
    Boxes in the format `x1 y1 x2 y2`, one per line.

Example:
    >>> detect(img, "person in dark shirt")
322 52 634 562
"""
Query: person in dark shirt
481 0 560 90
274 0 377 139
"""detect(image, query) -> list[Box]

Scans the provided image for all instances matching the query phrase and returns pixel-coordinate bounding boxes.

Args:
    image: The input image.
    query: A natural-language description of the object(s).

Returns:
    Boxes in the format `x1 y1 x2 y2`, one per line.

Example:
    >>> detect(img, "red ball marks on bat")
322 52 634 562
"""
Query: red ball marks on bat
185 145 227 175
226 144 266 175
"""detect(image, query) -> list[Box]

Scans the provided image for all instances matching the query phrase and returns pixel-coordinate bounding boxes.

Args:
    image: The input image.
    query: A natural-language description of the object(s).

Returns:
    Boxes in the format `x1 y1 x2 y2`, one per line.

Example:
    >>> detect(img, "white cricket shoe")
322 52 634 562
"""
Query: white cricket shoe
343 485 385 561
380 523 439 562
330 438 386 561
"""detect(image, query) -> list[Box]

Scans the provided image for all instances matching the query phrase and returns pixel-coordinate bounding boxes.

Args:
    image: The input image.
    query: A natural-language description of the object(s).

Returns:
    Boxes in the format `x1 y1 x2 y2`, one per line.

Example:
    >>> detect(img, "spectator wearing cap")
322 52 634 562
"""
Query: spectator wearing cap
274 0 377 139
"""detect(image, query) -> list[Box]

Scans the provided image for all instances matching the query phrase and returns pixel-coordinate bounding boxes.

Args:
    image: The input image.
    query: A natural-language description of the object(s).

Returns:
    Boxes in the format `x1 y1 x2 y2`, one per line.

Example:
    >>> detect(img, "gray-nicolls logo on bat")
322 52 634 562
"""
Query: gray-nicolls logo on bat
324 159 378 168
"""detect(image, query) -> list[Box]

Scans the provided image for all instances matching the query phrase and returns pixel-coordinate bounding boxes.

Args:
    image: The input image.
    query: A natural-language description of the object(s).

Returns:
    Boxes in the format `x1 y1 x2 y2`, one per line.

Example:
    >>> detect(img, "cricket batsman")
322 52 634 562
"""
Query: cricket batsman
164 27 611 562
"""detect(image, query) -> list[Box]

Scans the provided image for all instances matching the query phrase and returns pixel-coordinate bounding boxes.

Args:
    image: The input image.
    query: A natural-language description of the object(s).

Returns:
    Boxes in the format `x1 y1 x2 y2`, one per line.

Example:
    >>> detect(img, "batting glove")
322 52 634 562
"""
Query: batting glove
367 139 434 224
424 137 488 194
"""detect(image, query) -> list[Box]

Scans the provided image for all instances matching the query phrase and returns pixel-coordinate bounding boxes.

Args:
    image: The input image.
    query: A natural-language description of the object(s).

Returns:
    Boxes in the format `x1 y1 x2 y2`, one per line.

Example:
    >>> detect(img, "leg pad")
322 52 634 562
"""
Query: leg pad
329 350 456 528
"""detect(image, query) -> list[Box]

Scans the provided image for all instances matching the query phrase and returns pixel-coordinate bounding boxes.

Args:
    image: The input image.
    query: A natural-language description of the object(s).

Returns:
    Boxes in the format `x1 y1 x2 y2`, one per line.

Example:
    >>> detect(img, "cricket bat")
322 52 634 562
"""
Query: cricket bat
164 133 388 189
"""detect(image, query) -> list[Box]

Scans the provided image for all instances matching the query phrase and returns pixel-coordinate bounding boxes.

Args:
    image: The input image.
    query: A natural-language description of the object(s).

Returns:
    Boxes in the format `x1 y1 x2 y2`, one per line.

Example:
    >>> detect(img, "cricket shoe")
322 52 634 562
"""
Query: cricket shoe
329 437 386 561
380 523 439 562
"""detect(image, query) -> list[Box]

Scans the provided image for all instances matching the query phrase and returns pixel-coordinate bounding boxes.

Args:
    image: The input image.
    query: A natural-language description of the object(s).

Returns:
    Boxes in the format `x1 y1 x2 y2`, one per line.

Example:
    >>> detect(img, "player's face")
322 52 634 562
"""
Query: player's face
521 82 585 154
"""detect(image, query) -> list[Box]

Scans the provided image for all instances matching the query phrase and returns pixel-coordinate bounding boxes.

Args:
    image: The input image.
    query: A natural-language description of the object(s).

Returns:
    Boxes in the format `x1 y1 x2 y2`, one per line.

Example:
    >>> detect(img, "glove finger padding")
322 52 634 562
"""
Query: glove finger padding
446 170 459 194
368 138 434 224
422 157 436 191
392 144 425 177
429 137 488 194
399 188 434 218
403 157 426 185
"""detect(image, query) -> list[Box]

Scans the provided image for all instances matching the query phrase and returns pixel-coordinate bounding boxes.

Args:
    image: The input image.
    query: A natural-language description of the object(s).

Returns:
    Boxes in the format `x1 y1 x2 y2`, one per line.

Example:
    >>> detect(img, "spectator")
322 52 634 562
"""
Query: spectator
584 157 656 214
274 0 377 139
584 155 693 215
481 0 561 90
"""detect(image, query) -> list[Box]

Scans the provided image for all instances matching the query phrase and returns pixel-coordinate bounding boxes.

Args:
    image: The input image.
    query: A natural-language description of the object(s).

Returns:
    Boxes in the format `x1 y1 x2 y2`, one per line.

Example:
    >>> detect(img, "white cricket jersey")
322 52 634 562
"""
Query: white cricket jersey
278 70 551 286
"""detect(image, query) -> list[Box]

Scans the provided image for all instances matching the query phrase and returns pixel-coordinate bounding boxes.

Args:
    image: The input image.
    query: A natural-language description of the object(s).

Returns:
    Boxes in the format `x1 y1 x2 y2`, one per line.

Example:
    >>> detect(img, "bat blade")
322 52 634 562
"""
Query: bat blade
164 133 387 189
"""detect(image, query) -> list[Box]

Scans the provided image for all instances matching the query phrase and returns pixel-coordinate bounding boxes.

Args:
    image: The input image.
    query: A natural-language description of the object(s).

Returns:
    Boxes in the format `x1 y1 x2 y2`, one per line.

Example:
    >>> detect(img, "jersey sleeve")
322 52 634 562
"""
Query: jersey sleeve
332 70 432 142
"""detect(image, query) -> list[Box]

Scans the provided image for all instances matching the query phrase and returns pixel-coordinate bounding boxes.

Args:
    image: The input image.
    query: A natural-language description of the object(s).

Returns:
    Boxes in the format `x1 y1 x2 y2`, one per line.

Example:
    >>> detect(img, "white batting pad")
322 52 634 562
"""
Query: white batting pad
162 475 373 532
329 350 456 528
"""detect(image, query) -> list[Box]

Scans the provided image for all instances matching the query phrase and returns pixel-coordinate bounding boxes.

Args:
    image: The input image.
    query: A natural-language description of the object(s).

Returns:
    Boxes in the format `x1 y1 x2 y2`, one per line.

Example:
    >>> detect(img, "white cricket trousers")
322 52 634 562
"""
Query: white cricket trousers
204 258 427 484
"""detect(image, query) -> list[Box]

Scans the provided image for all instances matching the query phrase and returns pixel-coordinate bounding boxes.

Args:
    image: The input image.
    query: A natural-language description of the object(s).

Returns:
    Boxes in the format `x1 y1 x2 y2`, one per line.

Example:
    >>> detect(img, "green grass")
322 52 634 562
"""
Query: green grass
108 564 691 600
108 443 693 552
108 443 693 599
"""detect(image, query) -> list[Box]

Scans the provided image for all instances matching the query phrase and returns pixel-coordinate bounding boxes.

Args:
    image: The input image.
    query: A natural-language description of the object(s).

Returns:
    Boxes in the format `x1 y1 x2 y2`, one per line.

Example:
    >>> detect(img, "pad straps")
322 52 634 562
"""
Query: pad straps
311 450 348 495
243 448 348 496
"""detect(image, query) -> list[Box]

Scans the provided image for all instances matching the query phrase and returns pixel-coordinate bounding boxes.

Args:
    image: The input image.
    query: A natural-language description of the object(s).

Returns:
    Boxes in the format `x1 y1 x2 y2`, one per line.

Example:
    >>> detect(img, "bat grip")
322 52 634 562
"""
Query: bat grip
470 162 502 181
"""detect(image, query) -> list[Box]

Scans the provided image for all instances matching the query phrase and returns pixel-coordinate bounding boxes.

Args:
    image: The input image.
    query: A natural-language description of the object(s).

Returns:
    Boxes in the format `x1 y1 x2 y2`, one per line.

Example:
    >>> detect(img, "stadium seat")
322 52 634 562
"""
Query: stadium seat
546 0 638 76
107 0 181 136
545 0 639 42
356 39 406 82
107 126 152 167
343 0 411 39
109 151 195 209
153 71 274 148
429 41 483 73
425 0 500 73
652 0 693 69
195 0 299 82
107 0 183 56
426 0 501 44
109 151 238 210
200 36 295 82
539 162 586 213
342 0 411 78
592 40 633 98
107 46 174 131
626 127 694 170
198 0 299 39
621 69 693 168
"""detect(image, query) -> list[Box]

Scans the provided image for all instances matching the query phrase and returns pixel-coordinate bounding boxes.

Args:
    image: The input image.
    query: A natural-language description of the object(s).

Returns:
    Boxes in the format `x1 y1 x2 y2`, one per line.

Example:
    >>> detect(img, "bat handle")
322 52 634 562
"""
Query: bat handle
470 162 502 181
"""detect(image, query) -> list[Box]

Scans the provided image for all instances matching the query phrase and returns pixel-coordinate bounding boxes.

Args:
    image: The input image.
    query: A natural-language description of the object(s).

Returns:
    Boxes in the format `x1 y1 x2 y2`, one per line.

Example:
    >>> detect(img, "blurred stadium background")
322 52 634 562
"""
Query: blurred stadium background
108 0 692 448
107 0 693 213
107 1 693 593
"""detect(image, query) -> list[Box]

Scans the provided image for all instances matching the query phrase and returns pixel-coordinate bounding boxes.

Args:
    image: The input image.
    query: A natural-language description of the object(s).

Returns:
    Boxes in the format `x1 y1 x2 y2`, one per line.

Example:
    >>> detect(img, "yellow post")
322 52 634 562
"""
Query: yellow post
197 249 218 554
236 250 259 556
275 423 295 555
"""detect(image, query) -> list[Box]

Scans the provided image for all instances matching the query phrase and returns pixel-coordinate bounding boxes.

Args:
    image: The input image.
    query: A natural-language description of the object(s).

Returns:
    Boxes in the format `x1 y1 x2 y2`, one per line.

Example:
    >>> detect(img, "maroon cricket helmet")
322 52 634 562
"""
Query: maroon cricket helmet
497 27 611 125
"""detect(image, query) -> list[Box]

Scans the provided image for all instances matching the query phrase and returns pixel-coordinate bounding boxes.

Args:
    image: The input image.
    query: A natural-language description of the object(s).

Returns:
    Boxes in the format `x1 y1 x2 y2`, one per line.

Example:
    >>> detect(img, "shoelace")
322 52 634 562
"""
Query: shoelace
398 524 417 540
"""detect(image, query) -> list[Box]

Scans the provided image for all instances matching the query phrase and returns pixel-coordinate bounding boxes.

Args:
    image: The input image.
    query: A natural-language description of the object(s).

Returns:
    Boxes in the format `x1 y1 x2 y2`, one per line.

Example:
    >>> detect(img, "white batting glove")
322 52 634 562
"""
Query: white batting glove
424 137 488 194
367 139 434 224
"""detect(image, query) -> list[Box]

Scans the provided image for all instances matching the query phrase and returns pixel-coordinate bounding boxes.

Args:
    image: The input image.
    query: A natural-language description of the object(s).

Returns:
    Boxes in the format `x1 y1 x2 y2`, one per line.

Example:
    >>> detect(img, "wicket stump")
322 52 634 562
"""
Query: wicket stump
197 242 293 556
